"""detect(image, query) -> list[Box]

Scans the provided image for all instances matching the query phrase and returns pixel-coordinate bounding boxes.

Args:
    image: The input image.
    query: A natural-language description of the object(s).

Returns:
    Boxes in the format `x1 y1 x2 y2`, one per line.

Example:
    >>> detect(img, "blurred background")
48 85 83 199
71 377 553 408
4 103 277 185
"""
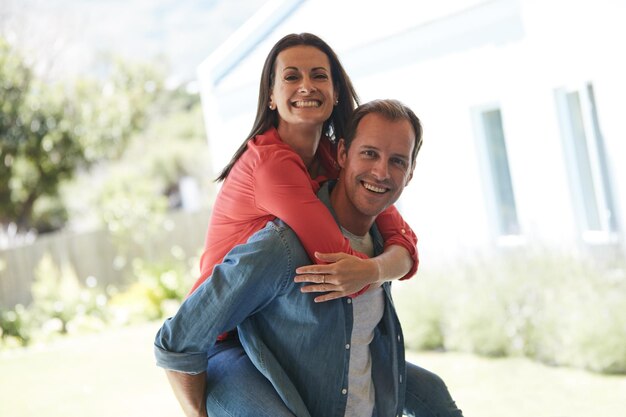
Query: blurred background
1 0 625 416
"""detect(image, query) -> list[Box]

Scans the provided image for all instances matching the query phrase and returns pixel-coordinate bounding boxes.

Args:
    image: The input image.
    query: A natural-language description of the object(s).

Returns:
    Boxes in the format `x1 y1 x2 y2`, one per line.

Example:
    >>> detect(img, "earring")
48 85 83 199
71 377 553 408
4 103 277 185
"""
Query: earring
269 103 275 110
334 99 339 105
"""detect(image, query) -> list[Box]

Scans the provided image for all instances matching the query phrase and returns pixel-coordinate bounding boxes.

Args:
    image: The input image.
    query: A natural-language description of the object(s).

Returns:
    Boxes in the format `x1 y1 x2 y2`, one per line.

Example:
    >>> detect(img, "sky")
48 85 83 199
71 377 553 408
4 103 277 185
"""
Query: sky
0 0 269 85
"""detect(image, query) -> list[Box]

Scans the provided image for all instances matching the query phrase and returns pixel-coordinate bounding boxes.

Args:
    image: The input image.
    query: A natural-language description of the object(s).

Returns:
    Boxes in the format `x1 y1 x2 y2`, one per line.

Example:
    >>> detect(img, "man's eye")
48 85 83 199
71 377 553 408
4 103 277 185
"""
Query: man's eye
392 158 408 168
362 150 376 157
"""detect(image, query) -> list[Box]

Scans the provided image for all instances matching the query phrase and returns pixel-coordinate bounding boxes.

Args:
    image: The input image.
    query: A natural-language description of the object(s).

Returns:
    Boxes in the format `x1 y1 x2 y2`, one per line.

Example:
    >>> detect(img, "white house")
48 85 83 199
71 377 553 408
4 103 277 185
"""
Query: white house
197 0 626 263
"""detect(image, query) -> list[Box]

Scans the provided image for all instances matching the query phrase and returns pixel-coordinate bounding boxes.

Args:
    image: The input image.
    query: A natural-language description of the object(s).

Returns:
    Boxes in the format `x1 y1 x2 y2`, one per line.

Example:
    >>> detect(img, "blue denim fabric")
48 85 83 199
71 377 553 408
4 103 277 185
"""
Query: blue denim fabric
154 183 463 417
154 218 406 417
205 338 296 417
205 339 464 417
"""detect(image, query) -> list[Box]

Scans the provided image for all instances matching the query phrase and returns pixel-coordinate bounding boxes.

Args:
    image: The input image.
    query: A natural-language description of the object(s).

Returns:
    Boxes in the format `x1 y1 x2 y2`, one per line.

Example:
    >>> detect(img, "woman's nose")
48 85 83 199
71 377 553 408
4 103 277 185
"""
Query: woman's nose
298 77 316 93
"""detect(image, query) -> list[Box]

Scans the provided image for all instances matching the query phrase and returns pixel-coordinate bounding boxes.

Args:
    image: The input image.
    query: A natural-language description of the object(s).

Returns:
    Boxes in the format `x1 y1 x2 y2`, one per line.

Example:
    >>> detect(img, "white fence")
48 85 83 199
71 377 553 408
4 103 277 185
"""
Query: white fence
0 209 210 310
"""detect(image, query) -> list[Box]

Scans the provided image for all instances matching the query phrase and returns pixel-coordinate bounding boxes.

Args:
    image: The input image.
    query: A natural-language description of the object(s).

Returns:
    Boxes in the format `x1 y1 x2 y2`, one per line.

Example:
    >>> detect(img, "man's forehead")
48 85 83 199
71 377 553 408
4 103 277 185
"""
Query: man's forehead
352 114 415 154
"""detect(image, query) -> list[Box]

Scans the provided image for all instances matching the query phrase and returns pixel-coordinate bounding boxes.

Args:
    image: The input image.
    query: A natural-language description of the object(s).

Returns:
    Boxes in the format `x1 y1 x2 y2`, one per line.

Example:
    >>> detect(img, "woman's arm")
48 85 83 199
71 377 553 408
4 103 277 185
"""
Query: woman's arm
255 150 417 300
295 243 412 302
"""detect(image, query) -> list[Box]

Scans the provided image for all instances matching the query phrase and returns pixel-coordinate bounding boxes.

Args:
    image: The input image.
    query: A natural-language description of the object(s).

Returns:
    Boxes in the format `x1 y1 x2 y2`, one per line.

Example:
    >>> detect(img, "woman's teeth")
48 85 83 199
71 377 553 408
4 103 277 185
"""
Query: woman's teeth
293 100 321 108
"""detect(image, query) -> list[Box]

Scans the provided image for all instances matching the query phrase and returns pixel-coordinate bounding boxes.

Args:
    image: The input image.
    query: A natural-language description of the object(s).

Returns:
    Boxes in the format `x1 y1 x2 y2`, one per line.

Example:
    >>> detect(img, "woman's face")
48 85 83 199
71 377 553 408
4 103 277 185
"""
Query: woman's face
270 45 338 129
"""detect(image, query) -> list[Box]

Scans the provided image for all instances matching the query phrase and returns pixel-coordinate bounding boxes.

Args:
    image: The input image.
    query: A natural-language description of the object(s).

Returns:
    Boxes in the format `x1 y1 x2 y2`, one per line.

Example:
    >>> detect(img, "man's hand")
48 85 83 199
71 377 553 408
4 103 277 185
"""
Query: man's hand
294 252 379 302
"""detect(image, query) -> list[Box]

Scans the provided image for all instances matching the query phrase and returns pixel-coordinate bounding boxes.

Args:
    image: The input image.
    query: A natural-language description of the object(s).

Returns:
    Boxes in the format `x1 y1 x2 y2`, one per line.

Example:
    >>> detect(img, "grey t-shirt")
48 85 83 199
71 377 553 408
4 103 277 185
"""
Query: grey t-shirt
341 228 385 417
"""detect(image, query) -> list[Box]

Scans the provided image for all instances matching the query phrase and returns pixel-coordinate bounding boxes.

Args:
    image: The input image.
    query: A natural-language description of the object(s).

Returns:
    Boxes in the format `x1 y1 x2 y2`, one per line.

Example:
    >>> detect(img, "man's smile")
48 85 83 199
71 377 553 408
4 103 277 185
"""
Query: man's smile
362 181 389 194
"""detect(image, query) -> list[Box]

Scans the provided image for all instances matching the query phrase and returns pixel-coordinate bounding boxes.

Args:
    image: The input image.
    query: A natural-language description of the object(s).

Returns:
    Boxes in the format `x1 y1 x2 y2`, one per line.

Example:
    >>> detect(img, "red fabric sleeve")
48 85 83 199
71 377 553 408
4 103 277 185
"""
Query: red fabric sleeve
374 204 419 279
254 148 369 263
253 147 371 297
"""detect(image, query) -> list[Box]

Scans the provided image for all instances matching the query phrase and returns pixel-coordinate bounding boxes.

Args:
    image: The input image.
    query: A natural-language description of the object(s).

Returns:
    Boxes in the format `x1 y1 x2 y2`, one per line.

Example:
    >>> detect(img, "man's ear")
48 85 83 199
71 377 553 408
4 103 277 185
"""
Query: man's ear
405 168 414 186
337 138 347 168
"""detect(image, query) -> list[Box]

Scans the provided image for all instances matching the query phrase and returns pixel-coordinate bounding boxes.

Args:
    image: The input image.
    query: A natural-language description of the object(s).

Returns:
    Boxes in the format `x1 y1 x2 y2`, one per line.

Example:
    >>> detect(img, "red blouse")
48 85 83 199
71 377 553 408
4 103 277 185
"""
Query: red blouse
189 127 418 295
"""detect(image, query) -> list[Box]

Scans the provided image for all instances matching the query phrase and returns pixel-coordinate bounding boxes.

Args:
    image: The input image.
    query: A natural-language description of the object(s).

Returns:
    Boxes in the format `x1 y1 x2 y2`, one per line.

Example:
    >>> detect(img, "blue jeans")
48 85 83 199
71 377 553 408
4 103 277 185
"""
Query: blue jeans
404 362 464 417
205 338 463 417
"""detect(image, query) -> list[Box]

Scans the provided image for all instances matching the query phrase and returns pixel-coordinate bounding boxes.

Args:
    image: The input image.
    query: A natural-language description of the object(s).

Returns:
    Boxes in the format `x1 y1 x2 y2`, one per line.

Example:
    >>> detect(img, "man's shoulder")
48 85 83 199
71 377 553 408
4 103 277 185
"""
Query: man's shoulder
246 220 308 260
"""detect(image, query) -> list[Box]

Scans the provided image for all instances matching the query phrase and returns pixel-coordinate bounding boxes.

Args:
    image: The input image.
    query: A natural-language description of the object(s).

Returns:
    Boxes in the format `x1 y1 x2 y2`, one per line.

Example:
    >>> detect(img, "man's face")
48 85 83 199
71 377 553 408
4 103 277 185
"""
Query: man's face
336 113 415 222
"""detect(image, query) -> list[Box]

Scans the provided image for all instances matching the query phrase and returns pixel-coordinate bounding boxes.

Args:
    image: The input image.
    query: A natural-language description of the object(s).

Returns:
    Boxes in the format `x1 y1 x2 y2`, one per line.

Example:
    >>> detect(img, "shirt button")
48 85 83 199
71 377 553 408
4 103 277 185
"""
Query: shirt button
346 298 352 304
341 388 347 395
397 335 401 342
399 375 403 383
345 344 350 350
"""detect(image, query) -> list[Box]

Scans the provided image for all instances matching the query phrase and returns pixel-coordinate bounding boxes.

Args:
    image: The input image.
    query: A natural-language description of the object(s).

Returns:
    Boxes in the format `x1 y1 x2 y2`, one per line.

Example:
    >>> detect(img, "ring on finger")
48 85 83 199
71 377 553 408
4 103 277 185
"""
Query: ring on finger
322 275 325 284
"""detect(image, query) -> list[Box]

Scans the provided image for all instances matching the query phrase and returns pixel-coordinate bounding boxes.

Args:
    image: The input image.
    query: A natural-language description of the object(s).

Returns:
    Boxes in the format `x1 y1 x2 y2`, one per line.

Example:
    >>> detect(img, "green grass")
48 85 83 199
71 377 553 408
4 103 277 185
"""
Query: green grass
1 322 625 417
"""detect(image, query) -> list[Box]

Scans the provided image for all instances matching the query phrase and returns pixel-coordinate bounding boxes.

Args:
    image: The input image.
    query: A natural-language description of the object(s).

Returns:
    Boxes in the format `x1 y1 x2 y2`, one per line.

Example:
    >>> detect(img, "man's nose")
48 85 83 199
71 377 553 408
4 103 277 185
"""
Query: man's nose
371 160 390 180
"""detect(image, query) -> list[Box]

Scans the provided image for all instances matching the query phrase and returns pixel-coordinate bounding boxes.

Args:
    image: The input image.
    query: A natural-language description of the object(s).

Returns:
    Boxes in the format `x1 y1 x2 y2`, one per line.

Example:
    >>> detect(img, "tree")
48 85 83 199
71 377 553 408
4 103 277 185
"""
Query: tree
0 38 163 233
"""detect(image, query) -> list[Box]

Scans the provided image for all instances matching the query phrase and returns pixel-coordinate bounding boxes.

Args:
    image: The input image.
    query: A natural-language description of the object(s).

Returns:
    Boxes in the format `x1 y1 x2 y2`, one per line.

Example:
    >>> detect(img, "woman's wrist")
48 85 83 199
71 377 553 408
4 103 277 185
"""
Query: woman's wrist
370 257 384 284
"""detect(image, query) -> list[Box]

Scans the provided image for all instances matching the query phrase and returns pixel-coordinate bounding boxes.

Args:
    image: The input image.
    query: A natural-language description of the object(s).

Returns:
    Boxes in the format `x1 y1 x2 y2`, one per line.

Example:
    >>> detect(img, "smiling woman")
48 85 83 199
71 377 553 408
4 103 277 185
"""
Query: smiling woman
269 45 338 152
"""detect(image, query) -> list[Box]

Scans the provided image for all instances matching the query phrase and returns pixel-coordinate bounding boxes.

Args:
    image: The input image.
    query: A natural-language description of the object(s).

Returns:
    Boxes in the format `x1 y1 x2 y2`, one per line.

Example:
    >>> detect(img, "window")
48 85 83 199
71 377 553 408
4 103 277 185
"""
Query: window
555 83 617 241
474 107 521 238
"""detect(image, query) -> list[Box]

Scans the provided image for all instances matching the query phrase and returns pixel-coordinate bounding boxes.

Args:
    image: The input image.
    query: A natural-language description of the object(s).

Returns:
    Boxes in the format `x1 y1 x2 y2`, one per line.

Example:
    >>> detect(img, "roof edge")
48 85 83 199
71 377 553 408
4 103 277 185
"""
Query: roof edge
198 0 306 85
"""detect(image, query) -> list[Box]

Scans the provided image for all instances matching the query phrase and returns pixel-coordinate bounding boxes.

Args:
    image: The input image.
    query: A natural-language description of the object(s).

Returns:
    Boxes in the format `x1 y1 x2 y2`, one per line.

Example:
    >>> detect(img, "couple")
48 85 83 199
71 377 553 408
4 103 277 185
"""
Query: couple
154 33 463 417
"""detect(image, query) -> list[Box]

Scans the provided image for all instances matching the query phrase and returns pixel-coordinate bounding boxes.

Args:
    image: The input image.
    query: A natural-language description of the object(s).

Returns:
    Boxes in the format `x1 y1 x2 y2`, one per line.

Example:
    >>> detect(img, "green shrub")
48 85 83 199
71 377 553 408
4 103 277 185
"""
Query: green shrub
29 254 110 339
108 256 193 324
394 284 444 351
0 304 33 347
394 250 626 374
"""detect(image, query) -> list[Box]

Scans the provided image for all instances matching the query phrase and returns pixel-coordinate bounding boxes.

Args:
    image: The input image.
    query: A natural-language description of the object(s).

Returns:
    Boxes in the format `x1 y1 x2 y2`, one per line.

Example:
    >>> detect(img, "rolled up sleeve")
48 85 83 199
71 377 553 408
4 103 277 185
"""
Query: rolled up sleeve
153 221 294 374
154 315 210 374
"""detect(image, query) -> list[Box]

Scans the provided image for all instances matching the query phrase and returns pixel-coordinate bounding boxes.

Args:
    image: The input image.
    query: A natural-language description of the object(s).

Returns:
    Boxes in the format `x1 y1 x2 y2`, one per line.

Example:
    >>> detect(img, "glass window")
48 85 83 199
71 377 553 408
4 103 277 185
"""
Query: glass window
479 108 520 236
556 83 617 238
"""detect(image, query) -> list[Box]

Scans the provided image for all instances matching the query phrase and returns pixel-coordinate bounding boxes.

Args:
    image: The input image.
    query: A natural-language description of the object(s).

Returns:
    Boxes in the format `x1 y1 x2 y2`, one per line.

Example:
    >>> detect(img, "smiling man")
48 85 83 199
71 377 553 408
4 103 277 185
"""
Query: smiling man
154 99 463 417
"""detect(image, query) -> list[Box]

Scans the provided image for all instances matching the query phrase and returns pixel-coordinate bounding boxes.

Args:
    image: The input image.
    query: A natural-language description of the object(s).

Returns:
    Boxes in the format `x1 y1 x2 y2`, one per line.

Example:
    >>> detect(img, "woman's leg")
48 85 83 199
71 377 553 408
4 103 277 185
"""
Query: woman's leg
403 361 464 417
205 338 296 417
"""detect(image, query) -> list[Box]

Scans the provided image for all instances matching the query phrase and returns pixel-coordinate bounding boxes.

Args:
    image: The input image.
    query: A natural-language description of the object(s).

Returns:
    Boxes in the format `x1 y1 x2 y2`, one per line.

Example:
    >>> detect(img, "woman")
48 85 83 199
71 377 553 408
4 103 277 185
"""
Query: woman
171 33 418 416
190 33 417 303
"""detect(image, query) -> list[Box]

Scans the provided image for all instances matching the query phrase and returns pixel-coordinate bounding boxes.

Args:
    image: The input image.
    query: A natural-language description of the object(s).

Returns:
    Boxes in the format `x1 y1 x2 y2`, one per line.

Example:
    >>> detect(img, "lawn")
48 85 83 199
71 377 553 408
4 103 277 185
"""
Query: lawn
1 322 624 417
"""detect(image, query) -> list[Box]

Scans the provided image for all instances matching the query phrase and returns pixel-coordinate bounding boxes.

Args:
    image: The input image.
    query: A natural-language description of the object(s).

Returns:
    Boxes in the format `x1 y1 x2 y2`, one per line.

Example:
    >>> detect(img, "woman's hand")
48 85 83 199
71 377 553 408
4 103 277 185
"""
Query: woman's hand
294 252 380 302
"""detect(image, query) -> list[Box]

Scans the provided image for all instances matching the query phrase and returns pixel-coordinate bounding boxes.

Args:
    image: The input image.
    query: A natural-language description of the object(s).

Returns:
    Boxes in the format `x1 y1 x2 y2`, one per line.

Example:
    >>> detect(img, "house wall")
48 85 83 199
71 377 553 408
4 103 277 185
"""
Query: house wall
198 0 626 262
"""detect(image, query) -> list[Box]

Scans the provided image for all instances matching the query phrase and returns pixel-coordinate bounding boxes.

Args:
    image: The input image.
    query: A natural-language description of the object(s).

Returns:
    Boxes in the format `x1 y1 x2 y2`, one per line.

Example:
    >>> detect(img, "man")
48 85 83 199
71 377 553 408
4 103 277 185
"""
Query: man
154 99 463 417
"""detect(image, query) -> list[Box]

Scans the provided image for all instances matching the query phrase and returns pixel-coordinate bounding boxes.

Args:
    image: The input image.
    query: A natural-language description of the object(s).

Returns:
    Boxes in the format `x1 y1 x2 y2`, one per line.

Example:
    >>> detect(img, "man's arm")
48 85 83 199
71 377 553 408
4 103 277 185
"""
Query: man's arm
154 223 292 415
165 370 208 417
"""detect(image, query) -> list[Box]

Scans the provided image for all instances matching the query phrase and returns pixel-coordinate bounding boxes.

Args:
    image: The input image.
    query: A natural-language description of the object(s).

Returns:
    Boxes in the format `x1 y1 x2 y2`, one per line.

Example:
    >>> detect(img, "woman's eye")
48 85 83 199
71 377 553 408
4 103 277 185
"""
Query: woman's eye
284 74 299 81
313 73 329 80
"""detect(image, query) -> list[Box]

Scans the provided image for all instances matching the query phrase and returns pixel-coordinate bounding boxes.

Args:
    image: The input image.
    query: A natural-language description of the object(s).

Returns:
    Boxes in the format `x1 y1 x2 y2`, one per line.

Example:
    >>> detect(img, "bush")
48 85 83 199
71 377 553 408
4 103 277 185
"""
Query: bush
0 304 33 347
0 252 195 349
108 256 194 325
393 250 626 374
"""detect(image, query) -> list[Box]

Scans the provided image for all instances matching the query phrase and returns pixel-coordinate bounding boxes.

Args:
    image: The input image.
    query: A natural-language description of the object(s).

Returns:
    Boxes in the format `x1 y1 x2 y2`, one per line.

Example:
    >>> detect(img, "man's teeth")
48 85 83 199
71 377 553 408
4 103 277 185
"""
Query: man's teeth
293 100 320 108
363 183 386 193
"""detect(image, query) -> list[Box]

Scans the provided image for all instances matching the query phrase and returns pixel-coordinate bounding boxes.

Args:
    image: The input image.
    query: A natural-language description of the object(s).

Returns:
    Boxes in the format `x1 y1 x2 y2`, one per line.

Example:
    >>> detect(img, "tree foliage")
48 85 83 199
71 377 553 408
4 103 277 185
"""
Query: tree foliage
0 38 163 233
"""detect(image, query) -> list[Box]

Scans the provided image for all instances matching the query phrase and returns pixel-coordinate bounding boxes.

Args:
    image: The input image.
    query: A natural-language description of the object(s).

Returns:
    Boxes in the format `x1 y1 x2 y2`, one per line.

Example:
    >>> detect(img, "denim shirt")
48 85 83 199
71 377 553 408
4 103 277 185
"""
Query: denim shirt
154 183 407 417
